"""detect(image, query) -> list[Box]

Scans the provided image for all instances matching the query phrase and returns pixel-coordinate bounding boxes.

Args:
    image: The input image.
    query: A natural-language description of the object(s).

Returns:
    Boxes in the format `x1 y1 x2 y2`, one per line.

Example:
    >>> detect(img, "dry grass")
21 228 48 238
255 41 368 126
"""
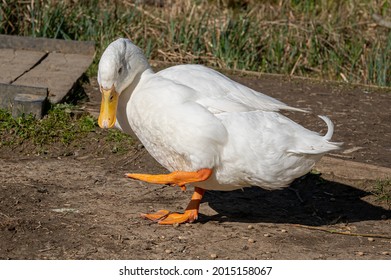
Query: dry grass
0 0 390 86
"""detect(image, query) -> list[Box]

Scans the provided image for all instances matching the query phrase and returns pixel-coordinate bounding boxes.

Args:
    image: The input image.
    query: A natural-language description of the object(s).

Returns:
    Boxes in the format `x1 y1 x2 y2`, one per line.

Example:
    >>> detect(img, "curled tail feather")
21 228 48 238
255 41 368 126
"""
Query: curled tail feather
318 115 334 141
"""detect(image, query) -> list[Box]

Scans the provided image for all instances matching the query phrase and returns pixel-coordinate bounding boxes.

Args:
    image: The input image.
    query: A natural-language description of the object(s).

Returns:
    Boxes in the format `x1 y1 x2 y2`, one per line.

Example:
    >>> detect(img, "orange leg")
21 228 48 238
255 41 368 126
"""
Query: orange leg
126 168 212 224
126 168 212 191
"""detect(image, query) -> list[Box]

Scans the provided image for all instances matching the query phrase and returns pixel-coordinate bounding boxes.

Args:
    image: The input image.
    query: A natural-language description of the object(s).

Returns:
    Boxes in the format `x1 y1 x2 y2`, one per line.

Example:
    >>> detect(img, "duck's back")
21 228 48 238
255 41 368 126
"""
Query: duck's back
156 65 306 114
196 111 340 191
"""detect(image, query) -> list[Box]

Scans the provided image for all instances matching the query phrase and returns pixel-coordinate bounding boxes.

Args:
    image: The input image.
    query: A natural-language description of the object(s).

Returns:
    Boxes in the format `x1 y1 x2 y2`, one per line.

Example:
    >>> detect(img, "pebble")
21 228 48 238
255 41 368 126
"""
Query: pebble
248 238 255 243
185 223 191 227
210 253 218 259
367 237 375 242
165 249 172 254
356 251 365 256
263 233 271 237
280 229 287 233
178 236 186 240
247 225 254 229
381 251 389 255
173 223 180 228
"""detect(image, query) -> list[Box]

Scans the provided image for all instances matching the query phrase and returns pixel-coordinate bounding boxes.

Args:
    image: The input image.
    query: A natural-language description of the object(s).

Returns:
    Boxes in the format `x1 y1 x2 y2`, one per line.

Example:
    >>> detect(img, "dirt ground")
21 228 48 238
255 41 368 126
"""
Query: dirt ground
1 68 391 260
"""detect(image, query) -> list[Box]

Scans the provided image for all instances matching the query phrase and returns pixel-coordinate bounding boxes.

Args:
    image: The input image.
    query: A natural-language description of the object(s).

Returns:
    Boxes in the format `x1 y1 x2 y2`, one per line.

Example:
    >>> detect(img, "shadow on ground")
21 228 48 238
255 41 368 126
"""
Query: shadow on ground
200 174 390 226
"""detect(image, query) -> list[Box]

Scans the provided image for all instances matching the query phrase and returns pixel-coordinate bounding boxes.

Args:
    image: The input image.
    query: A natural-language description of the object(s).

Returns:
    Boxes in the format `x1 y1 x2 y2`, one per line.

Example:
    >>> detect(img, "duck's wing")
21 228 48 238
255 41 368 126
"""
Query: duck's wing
130 77 229 171
157 65 308 114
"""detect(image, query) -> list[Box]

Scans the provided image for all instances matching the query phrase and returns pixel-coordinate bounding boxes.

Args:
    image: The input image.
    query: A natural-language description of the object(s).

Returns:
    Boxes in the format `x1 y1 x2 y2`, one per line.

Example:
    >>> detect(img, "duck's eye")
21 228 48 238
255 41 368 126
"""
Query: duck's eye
118 67 123 74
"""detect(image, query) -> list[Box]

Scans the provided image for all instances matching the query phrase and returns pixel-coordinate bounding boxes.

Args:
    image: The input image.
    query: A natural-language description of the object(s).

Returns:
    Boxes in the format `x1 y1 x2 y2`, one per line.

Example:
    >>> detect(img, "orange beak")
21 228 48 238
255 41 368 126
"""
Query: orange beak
98 85 119 129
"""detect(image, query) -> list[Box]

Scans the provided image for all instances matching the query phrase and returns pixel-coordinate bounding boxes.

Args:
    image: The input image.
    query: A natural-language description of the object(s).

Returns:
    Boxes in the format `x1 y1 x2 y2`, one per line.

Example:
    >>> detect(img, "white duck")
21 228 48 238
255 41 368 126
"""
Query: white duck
97 38 341 224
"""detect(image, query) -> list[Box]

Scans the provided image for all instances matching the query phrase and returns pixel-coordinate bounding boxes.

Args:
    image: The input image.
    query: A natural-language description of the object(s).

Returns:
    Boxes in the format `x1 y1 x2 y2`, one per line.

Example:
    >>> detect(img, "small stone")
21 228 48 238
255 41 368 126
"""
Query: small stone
165 249 172 254
173 223 180 228
210 253 218 259
356 251 365 256
178 236 186 240
281 229 287 233
160 235 165 239
263 233 271 237
367 237 375 242
185 223 191 227
248 238 255 243
247 225 254 229
381 251 389 255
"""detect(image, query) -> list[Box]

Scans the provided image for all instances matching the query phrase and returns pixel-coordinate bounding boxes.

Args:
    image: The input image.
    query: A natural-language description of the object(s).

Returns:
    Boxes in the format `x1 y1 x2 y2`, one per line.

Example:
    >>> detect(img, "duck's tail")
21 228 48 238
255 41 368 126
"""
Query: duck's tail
318 115 335 141
315 115 343 153
287 115 343 155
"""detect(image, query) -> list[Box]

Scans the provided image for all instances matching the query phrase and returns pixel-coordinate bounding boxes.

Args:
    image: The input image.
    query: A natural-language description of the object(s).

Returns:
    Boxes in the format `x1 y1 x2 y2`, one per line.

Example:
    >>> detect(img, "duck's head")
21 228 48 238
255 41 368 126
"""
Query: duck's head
97 38 150 128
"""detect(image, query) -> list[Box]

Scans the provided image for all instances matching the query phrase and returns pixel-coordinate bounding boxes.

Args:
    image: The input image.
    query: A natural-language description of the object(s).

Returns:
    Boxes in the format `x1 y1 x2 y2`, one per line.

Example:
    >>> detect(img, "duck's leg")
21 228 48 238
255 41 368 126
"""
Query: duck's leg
125 168 212 191
125 169 212 224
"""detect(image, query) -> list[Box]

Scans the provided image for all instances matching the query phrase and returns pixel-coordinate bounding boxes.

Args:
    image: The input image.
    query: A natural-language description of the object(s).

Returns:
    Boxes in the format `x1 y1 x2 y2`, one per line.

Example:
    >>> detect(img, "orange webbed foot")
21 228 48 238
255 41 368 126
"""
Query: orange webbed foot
141 187 206 225
141 209 199 225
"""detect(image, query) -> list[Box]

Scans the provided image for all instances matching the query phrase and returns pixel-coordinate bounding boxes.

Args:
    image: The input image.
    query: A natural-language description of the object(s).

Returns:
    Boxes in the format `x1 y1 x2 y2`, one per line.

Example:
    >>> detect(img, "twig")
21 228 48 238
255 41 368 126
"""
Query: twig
289 188 304 203
293 224 391 240
38 247 55 253
290 53 302 76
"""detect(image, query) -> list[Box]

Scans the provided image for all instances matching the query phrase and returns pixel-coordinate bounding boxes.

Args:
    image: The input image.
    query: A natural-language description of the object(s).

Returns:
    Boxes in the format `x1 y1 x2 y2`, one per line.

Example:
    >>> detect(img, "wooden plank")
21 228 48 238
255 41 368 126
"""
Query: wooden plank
0 83 47 108
0 34 95 56
12 93 48 118
0 49 47 84
315 156 391 181
0 83 48 117
13 52 93 103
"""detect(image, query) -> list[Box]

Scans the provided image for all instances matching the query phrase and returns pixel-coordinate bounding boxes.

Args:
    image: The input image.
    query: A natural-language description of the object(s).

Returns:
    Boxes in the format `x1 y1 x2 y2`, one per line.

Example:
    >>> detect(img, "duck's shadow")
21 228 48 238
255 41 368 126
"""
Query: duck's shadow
199 174 390 226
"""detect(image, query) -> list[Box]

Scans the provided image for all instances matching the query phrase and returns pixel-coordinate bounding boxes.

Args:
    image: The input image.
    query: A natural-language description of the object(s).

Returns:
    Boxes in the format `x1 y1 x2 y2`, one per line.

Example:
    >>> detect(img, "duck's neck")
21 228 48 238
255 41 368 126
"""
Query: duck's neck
115 68 154 136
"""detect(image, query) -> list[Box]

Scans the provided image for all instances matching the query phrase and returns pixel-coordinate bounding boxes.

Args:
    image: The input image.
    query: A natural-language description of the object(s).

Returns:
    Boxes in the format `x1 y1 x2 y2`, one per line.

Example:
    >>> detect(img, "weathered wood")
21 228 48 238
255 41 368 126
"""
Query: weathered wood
12 93 47 118
0 34 95 56
0 49 47 84
315 156 391 181
13 52 93 103
0 35 95 117
0 83 47 108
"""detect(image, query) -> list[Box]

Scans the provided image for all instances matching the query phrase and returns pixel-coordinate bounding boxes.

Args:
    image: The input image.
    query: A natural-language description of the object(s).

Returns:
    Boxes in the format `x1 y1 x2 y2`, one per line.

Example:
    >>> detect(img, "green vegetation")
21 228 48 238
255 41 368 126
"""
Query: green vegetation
0 104 96 146
372 179 391 208
0 0 390 86
106 129 135 154
0 104 134 154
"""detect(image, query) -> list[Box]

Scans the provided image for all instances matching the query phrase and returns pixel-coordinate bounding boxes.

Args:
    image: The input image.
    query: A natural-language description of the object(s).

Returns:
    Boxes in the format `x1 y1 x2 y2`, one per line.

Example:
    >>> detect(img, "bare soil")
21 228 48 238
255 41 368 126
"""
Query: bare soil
1 69 391 260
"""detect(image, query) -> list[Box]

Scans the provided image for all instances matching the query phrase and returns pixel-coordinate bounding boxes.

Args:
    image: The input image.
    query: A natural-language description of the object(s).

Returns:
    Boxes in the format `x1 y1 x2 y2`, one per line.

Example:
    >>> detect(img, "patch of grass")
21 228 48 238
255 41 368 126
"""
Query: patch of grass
0 104 97 146
371 179 391 208
0 0 390 87
107 129 134 154
0 105 134 155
